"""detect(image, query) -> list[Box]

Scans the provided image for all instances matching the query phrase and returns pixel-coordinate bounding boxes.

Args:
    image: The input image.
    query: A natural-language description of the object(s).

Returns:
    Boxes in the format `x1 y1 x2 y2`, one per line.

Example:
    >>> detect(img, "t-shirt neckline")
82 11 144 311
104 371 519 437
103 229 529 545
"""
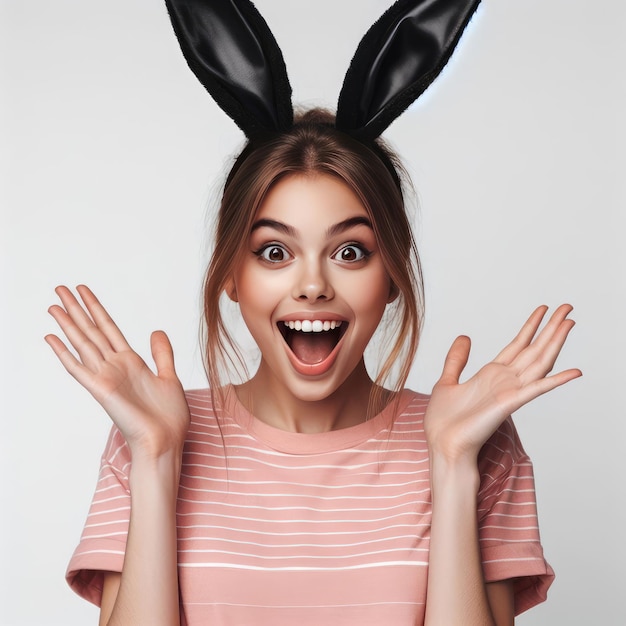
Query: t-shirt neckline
223 385 415 454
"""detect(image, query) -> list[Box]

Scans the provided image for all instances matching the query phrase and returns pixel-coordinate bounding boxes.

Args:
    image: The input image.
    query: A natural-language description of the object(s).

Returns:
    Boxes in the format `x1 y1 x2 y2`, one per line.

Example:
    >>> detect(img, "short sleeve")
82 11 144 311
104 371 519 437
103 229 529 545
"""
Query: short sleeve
66 426 131 606
477 417 555 615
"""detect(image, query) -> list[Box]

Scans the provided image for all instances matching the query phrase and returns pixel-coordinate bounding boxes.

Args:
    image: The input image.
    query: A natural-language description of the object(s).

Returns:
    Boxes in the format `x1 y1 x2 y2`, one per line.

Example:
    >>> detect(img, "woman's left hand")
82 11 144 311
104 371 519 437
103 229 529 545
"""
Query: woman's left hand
424 304 581 463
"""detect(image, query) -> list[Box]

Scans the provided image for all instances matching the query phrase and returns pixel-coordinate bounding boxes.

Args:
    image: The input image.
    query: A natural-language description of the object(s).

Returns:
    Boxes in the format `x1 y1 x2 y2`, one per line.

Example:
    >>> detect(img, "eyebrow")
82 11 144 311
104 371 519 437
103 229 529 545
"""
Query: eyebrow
326 216 373 238
250 216 373 238
250 218 297 237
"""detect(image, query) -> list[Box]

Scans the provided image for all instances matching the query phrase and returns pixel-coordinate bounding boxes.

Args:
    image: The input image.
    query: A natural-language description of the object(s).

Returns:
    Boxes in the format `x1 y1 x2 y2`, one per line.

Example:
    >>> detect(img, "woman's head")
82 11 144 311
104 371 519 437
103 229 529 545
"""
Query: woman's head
203 108 423 413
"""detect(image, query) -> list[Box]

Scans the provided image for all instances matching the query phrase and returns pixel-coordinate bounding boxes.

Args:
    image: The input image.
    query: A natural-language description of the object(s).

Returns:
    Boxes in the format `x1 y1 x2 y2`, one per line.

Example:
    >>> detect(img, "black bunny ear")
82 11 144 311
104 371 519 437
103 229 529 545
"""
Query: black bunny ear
165 0 293 137
336 0 482 141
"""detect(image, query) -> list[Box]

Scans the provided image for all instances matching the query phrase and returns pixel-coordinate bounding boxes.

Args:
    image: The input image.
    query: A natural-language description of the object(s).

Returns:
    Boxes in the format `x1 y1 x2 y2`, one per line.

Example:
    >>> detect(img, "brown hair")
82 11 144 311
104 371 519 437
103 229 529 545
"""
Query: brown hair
202 108 424 416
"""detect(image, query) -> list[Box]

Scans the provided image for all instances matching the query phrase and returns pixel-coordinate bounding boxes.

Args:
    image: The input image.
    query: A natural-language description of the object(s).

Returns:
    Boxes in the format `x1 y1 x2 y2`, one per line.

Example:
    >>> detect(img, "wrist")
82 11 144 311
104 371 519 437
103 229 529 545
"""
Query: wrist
128 428 186 463
428 450 481 495
129 448 184 493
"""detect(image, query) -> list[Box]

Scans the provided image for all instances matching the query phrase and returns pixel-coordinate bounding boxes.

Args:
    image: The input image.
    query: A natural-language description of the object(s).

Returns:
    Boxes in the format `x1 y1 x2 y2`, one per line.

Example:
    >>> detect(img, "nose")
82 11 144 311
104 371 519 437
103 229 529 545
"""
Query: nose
292 257 334 302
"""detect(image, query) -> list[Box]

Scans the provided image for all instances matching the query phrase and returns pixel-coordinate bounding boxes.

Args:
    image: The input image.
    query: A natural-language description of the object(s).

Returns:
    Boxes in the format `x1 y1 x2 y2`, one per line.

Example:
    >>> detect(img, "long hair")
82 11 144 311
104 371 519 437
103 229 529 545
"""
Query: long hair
202 109 424 416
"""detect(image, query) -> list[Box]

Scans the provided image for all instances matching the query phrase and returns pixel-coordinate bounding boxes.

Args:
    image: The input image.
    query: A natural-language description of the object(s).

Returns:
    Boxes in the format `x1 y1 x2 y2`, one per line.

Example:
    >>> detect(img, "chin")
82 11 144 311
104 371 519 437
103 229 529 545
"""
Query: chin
282 377 344 404
282 361 369 405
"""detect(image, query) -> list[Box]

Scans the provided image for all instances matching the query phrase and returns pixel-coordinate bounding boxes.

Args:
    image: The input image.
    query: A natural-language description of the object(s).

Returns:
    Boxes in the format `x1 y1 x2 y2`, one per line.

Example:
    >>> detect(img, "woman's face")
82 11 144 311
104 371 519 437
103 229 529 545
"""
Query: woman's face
230 173 394 403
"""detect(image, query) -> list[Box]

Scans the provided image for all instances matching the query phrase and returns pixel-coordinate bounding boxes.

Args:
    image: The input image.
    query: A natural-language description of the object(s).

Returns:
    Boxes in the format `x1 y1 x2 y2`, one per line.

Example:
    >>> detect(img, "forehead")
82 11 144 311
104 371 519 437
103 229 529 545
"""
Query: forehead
254 174 369 227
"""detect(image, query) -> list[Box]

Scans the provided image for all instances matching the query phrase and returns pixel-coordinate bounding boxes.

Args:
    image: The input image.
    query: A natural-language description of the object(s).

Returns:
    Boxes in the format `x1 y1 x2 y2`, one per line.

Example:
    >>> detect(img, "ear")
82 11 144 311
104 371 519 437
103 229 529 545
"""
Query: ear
224 277 238 303
387 282 400 304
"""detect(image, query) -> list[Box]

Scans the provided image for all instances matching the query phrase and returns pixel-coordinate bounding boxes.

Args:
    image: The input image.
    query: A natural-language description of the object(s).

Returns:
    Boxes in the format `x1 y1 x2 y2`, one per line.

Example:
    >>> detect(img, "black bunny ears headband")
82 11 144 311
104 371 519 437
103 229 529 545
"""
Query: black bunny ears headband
165 0 481 144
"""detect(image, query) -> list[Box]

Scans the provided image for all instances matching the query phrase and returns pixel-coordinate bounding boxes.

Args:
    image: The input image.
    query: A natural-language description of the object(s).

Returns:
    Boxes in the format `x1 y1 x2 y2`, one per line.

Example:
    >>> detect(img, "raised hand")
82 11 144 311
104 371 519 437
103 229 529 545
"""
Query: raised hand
46 285 190 459
424 304 581 463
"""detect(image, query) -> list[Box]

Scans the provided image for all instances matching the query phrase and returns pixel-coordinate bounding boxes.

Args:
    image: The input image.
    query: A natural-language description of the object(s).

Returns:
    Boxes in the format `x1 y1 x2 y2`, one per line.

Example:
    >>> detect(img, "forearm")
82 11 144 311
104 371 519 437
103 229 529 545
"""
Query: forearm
424 453 495 626
105 450 182 626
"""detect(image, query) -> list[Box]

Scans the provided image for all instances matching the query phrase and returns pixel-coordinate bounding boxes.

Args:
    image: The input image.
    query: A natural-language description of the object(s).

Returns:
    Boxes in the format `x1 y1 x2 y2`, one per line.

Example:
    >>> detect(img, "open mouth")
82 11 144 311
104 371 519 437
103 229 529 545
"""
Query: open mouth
278 319 348 365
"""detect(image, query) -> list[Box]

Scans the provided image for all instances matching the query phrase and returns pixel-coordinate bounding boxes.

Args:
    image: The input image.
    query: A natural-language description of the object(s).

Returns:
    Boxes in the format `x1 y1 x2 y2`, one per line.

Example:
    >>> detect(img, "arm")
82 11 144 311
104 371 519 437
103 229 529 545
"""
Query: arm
100 574 121 626
46 285 190 626
423 305 581 625
96 450 182 626
99 450 182 625
426 454 514 625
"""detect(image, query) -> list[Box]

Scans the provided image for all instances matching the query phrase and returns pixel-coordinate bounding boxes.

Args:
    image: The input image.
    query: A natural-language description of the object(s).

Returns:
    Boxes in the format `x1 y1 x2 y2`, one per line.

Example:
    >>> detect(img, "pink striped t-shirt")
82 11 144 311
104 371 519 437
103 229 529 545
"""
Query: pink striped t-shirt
67 387 554 624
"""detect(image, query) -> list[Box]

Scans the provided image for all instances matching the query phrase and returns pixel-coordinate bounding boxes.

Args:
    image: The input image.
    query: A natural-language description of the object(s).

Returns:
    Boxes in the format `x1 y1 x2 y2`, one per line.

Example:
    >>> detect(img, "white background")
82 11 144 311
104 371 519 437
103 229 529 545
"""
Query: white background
2 0 624 624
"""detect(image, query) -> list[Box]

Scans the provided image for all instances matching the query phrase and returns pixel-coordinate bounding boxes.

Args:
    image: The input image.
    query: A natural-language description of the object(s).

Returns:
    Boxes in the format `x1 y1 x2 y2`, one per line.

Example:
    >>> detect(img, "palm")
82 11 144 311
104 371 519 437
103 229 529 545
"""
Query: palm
93 350 189 448
46 286 190 457
424 305 581 462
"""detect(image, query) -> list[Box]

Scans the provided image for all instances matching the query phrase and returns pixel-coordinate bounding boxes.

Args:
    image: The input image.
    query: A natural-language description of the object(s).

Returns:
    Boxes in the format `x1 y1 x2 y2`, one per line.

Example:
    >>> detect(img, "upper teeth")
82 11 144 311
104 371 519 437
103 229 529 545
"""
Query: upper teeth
283 320 343 332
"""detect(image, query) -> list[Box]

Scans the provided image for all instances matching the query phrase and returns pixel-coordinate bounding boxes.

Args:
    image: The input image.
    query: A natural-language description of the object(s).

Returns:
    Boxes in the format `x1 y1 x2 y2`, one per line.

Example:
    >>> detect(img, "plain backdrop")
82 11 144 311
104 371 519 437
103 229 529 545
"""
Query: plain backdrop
2 0 624 624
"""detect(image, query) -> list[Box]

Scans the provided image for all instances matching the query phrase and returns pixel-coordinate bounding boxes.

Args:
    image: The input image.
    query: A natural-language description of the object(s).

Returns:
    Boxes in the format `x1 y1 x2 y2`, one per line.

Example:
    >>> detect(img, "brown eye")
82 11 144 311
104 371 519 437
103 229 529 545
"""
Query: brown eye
334 245 367 263
260 245 289 263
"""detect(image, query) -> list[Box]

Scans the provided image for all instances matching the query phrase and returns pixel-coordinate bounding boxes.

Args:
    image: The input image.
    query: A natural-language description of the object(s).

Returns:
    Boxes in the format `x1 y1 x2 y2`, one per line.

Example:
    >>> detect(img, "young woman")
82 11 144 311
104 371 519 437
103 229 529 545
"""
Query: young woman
46 2 581 625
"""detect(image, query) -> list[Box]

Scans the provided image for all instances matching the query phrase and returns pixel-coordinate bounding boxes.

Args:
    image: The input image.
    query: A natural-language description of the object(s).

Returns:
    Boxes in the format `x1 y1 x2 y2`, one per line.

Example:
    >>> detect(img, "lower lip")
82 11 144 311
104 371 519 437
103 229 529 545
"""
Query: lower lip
283 331 346 377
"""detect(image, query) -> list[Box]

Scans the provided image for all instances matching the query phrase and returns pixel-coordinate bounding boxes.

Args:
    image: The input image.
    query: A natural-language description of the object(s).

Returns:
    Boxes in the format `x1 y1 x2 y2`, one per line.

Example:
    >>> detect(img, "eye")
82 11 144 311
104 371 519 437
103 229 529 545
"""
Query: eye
333 244 370 263
256 244 291 264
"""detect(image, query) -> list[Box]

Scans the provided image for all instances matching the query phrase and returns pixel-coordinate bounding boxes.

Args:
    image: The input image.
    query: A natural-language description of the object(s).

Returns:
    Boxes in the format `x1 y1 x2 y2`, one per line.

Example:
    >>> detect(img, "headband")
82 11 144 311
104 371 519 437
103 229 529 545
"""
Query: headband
164 0 481 142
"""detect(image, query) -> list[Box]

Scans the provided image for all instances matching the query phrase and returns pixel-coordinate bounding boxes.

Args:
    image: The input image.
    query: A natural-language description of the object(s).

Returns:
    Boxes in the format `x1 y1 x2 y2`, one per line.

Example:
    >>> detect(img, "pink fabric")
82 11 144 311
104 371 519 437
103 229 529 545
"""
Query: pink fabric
67 387 553 623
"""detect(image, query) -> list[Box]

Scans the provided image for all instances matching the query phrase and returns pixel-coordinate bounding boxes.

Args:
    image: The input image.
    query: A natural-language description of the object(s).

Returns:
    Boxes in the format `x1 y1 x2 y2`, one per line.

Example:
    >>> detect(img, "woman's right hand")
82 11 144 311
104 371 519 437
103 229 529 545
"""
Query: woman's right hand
46 285 190 459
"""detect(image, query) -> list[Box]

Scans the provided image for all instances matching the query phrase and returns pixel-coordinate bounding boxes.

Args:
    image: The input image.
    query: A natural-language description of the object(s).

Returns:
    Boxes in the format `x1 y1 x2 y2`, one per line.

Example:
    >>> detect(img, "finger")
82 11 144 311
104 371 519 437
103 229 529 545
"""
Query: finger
512 367 582 411
512 304 574 373
54 285 115 357
494 305 548 365
519 318 577 383
525 304 573 352
437 335 471 386
45 333 98 389
48 304 106 370
76 285 131 352
150 330 177 379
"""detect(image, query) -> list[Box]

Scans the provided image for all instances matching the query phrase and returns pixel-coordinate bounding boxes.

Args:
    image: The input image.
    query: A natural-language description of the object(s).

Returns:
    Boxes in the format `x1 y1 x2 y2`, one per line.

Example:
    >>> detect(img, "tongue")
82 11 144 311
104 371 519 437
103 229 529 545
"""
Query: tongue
290 332 337 364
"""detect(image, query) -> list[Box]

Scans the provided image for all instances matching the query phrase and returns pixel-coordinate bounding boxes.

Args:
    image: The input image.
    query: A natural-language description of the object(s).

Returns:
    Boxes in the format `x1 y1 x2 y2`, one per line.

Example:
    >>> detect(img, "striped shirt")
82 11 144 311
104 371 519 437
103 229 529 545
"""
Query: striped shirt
67 387 553 624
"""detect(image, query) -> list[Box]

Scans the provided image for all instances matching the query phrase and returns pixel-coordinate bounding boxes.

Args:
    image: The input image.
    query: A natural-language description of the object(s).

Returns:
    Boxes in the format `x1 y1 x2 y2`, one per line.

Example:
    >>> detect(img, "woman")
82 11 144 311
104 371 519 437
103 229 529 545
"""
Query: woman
46 1 581 624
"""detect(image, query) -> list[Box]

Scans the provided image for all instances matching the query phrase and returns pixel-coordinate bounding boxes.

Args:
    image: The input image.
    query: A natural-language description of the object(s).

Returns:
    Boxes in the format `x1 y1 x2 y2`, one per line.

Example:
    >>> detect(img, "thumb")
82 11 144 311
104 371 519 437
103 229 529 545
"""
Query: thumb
150 330 176 378
438 335 471 386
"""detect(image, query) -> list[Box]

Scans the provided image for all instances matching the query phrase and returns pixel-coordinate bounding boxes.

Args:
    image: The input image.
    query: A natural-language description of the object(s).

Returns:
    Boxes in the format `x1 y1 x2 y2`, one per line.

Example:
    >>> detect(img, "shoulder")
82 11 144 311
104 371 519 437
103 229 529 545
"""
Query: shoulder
394 388 430 416
99 424 132 479
184 387 214 416
384 389 430 439
183 387 229 432
476 417 536 516
479 417 529 477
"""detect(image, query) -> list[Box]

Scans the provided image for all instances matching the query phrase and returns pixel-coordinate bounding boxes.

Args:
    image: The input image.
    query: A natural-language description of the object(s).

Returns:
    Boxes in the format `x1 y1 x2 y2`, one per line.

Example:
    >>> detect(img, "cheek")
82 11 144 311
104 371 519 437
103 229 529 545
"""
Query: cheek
234 265 284 313
341 266 392 317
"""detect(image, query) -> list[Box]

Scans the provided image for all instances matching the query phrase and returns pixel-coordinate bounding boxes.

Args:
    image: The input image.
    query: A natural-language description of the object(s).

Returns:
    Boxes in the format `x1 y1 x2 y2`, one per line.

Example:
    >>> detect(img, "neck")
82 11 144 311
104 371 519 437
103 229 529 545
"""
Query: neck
235 361 383 433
